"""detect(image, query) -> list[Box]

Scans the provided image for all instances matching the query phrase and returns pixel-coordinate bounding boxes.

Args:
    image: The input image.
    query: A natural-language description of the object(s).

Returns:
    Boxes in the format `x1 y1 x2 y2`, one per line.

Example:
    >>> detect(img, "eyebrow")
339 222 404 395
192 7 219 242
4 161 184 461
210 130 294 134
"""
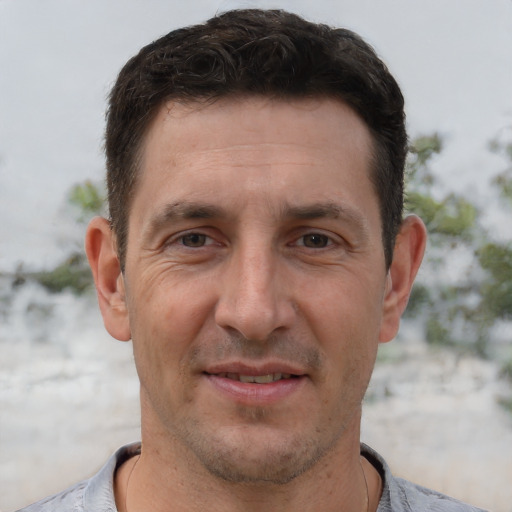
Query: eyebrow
285 201 367 228
283 202 350 220
158 202 225 220
283 201 370 243
143 200 369 240
143 201 228 241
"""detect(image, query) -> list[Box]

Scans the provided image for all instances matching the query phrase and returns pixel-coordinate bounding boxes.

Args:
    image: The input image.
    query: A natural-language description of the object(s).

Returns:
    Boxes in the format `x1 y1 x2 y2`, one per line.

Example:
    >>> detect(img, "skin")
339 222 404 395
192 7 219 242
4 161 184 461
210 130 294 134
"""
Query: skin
86 97 426 512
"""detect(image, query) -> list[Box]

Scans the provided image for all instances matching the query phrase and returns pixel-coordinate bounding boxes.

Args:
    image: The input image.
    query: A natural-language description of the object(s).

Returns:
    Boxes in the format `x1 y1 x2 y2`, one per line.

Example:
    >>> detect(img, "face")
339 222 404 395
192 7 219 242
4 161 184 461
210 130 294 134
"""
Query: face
110 97 399 483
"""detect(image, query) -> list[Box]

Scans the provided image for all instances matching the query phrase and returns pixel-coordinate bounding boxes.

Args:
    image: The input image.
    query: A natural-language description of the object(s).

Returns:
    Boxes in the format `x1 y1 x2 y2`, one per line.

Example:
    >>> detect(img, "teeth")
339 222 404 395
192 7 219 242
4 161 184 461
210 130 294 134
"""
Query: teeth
220 373 293 383
253 374 275 384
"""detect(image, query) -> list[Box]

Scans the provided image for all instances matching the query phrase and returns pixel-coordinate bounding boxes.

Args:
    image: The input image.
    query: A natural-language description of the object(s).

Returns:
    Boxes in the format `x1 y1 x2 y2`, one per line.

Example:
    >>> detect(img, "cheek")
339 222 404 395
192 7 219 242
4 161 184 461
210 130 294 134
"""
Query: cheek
306 273 384 337
304 276 382 377
127 276 217 373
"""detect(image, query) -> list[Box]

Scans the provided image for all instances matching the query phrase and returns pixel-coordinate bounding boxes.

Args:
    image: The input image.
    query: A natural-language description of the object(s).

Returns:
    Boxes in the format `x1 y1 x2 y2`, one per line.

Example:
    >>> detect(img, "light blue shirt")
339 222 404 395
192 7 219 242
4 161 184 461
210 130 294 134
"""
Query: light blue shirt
16 443 487 512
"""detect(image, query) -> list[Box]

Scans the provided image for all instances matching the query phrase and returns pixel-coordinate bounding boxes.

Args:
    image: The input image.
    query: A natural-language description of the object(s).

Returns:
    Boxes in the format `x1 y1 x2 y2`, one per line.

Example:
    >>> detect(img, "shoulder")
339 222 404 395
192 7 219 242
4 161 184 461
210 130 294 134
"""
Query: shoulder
14 480 88 512
361 444 488 512
391 477 488 512
15 443 141 512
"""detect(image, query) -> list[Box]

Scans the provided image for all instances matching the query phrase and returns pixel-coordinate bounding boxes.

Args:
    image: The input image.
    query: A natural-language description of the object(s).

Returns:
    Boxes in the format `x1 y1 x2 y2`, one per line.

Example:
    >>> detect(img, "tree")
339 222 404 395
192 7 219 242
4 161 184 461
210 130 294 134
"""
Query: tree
404 133 512 361
26 180 105 295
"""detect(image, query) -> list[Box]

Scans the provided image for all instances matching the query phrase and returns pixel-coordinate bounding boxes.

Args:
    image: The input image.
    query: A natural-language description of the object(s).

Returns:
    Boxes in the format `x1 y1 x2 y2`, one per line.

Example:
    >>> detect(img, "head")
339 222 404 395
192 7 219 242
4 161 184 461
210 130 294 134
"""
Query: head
88 9 426 492
105 9 407 270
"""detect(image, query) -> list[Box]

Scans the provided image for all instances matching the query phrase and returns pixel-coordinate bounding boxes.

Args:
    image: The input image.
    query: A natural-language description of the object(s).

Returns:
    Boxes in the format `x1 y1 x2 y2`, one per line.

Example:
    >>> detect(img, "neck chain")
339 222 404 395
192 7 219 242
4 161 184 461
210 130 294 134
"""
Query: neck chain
125 455 370 512
360 456 370 512
124 454 140 512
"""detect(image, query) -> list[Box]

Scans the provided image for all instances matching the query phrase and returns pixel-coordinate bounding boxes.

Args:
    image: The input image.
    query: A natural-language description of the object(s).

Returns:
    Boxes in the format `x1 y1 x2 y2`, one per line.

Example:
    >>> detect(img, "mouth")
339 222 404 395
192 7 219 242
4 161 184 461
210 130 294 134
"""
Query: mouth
203 367 306 404
207 372 296 384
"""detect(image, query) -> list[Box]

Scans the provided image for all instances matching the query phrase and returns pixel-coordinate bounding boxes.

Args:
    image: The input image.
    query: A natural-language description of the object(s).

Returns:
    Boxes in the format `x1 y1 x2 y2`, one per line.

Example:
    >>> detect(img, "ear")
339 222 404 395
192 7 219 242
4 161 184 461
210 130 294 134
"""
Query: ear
379 215 427 343
85 216 131 341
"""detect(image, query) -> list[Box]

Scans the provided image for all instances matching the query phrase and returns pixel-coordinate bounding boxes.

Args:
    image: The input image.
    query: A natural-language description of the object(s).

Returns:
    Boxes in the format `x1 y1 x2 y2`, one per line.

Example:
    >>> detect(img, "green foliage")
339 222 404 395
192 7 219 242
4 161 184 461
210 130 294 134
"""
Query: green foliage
33 253 93 295
405 134 477 241
406 192 476 241
407 133 443 178
405 283 431 317
494 172 512 204
68 180 106 222
404 133 512 359
489 136 512 205
425 317 452 347
478 243 512 320
29 181 106 295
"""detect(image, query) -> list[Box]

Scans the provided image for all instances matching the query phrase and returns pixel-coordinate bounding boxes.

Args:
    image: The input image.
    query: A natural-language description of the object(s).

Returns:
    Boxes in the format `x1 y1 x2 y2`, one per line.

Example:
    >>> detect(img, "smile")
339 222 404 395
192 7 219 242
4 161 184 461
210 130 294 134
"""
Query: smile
204 370 305 405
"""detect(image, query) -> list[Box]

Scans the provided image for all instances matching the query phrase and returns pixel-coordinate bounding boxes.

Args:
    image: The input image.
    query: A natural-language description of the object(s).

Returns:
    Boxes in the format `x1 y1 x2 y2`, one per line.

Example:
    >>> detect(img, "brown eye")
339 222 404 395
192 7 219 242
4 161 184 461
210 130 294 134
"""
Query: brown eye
302 234 330 248
181 233 207 247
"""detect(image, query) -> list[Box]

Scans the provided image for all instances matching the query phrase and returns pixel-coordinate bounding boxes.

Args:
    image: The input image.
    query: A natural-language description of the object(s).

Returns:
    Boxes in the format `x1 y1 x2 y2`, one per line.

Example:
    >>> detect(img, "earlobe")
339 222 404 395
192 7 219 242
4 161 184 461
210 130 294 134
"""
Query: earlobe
379 215 427 343
85 216 131 341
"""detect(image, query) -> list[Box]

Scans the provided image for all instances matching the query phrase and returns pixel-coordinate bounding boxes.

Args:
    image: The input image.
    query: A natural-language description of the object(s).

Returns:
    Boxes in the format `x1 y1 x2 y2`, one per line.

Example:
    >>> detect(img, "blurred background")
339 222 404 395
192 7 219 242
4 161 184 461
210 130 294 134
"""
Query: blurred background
1 0 511 510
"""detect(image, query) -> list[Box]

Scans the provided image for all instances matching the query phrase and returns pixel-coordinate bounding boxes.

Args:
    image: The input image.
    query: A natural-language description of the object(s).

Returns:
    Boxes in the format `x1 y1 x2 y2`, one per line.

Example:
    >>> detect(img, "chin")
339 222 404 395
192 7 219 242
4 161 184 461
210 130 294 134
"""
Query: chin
200 446 322 485
180 422 340 485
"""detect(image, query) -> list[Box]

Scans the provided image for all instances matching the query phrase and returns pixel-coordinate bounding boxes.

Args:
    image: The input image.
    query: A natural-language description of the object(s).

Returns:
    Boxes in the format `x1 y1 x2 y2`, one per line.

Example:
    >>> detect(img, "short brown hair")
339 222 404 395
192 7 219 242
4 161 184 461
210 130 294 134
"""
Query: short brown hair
106 9 407 269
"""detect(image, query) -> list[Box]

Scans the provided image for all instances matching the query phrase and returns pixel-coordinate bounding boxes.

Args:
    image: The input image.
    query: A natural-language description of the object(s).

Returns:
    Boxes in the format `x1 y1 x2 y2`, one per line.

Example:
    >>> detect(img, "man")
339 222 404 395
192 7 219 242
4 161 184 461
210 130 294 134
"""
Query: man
19 9 485 512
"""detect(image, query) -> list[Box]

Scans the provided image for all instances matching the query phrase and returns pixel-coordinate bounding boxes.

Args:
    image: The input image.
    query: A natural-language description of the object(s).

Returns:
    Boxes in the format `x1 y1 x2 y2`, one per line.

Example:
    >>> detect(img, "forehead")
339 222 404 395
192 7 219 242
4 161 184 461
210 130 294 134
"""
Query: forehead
147 96 372 151
134 96 377 223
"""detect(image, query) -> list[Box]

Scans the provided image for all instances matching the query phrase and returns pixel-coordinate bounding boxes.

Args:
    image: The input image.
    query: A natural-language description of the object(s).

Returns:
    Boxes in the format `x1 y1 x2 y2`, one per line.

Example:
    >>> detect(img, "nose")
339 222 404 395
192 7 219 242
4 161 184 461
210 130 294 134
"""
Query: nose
214 245 296 342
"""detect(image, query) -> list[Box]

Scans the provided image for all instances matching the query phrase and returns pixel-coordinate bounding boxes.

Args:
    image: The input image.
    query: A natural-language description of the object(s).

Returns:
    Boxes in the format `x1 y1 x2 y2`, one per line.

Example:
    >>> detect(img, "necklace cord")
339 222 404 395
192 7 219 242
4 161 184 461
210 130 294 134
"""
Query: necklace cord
360 456 370 512
124 455 140 512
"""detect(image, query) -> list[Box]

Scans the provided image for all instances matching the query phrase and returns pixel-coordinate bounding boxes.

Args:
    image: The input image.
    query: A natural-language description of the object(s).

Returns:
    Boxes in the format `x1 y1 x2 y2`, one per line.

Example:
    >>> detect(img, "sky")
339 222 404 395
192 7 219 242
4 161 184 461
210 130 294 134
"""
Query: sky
1 0 511 270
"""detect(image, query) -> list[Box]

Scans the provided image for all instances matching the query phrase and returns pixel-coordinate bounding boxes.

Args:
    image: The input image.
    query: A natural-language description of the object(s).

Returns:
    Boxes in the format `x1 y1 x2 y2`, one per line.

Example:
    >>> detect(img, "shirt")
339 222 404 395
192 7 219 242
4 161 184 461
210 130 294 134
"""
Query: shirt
16 443 487 511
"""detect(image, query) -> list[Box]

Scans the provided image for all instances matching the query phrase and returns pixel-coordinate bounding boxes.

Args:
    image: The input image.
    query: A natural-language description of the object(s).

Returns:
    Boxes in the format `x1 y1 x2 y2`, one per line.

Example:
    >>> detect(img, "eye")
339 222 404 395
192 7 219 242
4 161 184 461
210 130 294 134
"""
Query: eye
298 233 331 248
180 233 209 247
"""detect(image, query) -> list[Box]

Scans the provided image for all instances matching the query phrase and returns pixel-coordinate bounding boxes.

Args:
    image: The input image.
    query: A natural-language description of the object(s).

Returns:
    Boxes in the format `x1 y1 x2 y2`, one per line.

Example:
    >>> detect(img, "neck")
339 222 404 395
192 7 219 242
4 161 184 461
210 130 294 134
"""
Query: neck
116 411 380 512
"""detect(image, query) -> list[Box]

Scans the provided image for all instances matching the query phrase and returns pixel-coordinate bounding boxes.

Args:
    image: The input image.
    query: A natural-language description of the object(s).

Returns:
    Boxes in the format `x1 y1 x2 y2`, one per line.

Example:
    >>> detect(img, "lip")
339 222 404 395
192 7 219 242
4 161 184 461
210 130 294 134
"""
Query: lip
202 361 308 406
